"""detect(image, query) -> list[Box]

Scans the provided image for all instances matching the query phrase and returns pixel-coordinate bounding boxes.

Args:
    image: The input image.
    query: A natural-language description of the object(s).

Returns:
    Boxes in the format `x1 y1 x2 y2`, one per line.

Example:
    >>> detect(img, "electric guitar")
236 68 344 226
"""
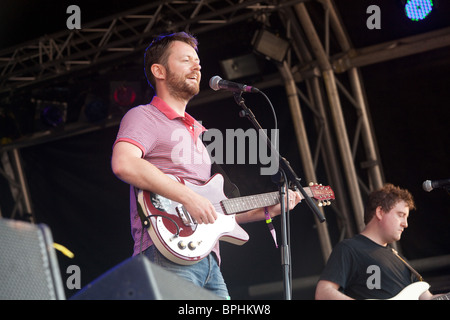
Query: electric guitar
137 173 335 265
386 282 450 300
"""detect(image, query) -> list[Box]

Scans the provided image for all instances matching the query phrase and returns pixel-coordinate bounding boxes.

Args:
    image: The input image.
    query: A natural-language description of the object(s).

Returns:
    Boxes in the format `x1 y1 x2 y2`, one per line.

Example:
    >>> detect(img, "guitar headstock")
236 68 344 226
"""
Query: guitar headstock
308 182 335 207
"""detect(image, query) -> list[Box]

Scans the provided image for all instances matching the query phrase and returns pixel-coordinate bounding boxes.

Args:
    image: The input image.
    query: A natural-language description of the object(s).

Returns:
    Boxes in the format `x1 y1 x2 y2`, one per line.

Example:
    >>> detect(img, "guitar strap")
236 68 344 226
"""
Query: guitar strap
133 186 150 255
134 187 150 229
391 248 424 282
210 163 240 199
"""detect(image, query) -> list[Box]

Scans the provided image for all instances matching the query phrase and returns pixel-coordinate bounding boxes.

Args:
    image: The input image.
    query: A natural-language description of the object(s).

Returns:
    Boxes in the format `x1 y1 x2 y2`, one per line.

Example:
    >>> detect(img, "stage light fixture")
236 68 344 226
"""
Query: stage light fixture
110 81 141 116
113 84 137 107
220 54 261 80
35 100 68 129
252 29 289 63
84 98 108 122
403 0 434 21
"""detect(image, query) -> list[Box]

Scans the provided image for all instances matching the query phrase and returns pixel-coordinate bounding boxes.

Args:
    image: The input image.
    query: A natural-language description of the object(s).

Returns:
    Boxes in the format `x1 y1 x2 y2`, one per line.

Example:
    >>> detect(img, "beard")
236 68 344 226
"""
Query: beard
166 67 200 101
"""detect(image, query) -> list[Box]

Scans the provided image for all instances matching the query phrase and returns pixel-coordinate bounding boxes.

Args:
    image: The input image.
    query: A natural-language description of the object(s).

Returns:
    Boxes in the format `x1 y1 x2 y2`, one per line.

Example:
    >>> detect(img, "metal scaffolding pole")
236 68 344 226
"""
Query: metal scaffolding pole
307 76 355 239
0 149 35 223
278 61 332 261
294 2 365 231
321 0 384 191
278 6 355 240
347 67 384 190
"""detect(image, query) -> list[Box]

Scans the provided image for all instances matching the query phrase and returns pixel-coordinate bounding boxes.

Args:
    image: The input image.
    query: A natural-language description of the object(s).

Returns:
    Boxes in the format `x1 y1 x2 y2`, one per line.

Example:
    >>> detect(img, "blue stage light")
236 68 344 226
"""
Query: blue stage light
404 0 434 21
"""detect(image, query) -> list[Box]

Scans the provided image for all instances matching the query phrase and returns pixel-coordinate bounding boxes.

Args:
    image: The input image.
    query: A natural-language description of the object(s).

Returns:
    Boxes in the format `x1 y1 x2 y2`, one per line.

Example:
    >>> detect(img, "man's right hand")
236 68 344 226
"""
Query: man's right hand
181 191 218 224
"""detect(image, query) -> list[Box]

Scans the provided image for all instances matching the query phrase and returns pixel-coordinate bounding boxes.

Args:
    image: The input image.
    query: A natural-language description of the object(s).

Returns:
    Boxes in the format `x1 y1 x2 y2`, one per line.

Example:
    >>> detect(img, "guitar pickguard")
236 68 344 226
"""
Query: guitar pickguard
150 192 172 212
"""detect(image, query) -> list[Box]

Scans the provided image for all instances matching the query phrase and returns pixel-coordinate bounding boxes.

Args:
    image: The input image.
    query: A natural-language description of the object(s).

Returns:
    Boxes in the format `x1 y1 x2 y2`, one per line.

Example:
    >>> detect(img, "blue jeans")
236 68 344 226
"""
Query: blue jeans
143 245 230 299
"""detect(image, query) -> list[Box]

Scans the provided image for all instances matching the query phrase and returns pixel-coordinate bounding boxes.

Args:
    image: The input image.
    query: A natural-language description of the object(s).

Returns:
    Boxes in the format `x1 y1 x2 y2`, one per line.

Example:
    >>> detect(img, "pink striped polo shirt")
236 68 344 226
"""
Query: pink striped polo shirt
114 96 219 260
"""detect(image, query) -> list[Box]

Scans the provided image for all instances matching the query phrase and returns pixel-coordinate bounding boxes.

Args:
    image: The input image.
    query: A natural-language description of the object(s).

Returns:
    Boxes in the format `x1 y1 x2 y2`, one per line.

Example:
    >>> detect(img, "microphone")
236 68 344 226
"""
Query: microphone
422 178 450 192
209 76 259 93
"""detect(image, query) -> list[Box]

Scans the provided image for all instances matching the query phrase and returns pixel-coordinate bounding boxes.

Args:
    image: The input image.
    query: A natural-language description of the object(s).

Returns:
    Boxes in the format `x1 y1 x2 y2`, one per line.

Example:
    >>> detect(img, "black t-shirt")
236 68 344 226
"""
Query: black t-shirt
319 234 418 299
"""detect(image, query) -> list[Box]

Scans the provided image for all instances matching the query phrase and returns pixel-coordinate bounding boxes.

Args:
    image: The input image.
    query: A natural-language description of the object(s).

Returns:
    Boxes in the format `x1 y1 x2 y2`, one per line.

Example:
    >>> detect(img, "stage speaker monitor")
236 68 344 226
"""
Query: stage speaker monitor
0 218 66 300
70 254 223 300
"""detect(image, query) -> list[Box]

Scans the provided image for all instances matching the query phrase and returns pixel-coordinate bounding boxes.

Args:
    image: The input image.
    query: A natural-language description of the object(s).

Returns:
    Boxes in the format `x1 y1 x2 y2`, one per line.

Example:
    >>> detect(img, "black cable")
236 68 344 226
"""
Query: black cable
139 214 181 255
258 90 278 131
146 214 181 237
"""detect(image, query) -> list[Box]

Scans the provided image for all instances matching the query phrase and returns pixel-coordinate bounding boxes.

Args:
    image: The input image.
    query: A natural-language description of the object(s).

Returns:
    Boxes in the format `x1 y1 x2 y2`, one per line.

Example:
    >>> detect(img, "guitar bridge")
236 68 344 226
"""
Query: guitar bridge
176 205 196 229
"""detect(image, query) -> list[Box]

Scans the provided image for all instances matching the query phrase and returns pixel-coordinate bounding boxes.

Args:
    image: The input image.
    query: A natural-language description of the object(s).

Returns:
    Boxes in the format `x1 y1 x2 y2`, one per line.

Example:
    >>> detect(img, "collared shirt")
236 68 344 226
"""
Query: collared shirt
114 96 215 257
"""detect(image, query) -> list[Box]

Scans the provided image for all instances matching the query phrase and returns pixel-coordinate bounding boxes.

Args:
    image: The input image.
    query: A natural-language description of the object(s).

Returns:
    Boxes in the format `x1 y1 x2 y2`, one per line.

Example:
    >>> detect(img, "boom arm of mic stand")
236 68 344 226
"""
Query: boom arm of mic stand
280 157 326 223
233 92 326 223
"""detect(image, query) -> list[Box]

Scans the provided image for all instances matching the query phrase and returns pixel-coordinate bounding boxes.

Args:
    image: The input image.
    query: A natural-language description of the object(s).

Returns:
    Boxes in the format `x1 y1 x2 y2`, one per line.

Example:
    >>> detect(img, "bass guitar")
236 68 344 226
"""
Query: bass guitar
137 173 334 265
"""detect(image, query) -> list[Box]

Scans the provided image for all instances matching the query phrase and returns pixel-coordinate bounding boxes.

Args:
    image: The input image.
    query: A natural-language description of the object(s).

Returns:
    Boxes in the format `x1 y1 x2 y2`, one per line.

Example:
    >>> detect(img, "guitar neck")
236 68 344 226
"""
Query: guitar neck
221 189 310 215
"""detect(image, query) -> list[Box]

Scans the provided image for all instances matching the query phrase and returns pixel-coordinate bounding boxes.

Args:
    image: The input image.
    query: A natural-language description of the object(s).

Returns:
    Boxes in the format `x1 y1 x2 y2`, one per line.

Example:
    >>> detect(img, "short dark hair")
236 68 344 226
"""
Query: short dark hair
144 32 198 90
364 183 416 224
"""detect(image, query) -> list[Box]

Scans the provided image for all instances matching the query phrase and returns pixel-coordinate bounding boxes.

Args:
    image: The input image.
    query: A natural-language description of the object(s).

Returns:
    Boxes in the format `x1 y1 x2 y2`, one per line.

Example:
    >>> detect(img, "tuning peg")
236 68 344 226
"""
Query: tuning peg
318 200 332 207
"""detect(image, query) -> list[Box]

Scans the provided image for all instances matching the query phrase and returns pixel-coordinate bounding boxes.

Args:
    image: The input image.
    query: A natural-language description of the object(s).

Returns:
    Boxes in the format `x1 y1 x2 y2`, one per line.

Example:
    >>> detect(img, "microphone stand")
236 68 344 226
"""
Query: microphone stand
233 92 326 300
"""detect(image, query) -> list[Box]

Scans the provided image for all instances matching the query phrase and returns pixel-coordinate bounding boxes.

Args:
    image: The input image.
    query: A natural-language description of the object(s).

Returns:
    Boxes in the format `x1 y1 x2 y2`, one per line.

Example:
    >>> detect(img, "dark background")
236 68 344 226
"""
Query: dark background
0 0 449 300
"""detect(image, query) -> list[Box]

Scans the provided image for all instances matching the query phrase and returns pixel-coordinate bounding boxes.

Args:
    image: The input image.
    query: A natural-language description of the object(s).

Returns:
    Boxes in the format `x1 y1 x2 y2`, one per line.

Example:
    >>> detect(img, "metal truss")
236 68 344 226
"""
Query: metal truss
0 149 34 222
0 0 307 95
